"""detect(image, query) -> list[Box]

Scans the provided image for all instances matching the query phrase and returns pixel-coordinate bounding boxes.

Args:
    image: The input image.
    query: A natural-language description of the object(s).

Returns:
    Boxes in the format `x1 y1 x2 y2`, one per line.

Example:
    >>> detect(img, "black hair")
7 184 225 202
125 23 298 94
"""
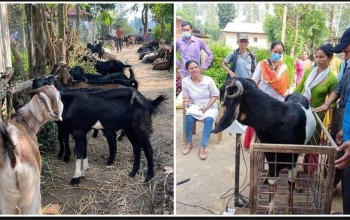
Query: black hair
270 40 285 51
181 21 192 29
316 44 334 59
185 60 199 70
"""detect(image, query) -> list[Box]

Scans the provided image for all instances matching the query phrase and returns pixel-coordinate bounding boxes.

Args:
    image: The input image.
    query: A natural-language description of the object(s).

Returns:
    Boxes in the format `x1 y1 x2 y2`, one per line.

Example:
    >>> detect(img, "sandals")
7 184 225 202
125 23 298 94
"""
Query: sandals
182 144 192 155
199 149 207 160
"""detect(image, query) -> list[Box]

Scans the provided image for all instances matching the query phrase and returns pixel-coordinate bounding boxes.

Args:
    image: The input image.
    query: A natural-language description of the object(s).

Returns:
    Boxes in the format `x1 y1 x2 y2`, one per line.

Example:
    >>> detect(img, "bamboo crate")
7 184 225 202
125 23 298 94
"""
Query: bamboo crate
249 113 338 215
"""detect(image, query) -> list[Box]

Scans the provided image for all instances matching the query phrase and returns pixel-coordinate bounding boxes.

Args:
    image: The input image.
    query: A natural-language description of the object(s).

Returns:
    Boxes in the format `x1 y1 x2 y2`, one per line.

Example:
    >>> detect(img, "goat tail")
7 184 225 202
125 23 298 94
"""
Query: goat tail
148 94 167 116
0 122 16 168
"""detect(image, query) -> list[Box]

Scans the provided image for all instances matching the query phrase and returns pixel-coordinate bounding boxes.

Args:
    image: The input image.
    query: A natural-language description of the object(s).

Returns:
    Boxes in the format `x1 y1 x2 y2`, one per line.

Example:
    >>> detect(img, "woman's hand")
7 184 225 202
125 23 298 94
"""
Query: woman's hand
312 103 329 113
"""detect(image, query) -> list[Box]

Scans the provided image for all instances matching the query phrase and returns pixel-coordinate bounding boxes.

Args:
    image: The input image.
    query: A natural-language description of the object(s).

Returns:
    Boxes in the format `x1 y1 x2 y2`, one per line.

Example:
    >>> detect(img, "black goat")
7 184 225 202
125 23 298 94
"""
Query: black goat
33 77 167 185
32 76 115 163
212 77 316 214
62 88 166 185
87 42 104 59
94 60 134 77
69 66 138 89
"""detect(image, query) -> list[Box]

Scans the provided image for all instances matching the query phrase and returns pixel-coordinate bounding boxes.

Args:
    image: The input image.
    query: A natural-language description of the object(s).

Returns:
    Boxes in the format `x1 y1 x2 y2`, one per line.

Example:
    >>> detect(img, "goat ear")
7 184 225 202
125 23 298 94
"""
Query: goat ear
29 95 44 122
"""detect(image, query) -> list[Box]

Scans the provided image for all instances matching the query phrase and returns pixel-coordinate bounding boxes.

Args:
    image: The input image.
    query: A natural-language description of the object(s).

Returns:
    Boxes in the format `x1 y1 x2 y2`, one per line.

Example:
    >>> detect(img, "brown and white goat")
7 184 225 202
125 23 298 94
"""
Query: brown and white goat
0 85 63 214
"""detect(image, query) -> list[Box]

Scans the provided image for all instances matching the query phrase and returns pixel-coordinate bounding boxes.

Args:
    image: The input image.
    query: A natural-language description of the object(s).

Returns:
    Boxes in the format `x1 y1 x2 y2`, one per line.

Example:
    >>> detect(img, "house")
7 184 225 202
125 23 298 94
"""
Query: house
67 7 93 28
220 22 268 49
67 7 96 43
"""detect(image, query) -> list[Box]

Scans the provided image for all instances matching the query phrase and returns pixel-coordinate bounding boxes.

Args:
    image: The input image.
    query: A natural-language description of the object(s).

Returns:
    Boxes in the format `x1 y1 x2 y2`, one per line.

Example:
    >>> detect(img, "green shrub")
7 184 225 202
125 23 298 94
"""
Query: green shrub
205 40 231 89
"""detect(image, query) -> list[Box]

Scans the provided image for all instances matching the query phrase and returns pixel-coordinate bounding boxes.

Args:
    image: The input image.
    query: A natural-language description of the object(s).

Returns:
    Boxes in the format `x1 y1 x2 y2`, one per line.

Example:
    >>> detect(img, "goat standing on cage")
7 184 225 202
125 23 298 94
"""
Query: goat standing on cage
212 77 316 214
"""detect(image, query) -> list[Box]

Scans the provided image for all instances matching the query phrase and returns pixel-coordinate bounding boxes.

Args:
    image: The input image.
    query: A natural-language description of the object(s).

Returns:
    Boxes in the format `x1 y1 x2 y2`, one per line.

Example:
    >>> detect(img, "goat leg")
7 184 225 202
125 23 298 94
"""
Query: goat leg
102 129 117 165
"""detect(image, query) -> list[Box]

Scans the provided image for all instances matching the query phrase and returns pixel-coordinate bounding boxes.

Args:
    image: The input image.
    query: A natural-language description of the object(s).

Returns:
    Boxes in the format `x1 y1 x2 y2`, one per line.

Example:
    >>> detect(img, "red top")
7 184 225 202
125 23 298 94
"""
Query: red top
116 29 123 38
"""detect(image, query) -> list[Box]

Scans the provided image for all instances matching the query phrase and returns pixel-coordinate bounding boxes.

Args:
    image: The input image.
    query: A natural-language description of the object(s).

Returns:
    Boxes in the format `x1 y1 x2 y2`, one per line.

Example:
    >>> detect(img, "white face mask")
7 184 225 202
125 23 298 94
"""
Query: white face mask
182 32 192 39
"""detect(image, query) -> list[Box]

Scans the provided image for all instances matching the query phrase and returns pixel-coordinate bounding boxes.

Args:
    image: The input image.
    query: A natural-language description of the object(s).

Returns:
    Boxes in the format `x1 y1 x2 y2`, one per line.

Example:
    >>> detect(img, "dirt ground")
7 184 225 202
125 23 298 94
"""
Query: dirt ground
175 107 343 216
39 44 174 215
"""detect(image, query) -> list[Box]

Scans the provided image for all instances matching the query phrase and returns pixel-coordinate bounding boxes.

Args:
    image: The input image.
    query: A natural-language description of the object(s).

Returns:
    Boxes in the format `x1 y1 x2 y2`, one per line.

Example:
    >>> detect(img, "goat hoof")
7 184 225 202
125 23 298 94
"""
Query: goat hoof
63 157 70 163
144 175 154 183
106 159 114 166
70 177 80 186
128 171 137 178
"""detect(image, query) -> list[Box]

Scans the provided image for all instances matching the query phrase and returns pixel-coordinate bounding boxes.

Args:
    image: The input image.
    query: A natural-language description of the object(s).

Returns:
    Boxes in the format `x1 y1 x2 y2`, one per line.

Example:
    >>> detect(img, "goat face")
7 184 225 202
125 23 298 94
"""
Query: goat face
29 85 63 121
212 78 245 133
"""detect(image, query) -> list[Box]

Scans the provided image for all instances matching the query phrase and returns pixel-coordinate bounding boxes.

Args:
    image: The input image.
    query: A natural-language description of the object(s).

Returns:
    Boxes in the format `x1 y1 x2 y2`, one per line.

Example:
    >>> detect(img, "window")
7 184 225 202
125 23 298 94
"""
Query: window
254 37 257 42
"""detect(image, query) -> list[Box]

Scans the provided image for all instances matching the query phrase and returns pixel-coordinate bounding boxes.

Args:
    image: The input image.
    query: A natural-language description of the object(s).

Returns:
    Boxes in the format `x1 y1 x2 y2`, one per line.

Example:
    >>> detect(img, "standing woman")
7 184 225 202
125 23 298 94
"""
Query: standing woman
294 44 338 174
294 44 338 132
182 60 219 160
252 40 290 101
242 41 290 149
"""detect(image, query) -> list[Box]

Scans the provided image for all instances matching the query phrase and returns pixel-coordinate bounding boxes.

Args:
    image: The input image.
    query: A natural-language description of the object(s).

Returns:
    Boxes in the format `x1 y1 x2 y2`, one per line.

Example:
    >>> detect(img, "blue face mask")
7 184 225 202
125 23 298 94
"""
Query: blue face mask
271 53 283 61
182 32 192 39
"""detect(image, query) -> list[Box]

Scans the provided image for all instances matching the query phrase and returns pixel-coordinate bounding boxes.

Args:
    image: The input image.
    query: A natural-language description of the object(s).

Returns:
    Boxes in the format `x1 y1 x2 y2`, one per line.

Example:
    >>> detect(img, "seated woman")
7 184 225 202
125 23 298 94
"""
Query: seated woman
182 60 219 160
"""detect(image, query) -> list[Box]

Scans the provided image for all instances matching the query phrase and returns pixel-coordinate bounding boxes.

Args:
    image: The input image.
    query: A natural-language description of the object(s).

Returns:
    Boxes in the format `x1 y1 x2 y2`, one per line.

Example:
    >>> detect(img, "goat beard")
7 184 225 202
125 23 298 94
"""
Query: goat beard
212 101 240 133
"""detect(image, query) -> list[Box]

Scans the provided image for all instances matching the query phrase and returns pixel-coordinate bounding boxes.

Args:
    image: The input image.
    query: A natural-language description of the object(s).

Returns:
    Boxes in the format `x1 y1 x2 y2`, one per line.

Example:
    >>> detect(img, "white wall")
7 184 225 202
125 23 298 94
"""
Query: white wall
224 32 268 50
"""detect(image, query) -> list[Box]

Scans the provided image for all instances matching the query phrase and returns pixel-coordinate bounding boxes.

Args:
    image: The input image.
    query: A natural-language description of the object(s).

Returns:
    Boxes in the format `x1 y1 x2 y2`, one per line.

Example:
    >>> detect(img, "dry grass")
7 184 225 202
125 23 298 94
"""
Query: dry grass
39 44 174 215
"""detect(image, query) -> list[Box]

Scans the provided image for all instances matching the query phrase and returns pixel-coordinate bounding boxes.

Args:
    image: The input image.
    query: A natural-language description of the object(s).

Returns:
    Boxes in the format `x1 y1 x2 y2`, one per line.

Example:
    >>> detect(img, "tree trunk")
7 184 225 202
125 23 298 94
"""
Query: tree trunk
76 4 80 37
142 5 149 37
32 4 46 77
290 11 299 58
281 4 288 44
57 4 67 63
25 4 35 78
43 5 57 67
161 18 166 40
11 44 25 79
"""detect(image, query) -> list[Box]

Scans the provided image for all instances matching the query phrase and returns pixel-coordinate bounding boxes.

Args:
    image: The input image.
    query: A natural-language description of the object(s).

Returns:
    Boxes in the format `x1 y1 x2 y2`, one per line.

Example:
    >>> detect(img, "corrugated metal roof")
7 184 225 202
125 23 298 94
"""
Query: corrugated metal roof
222 22 265 34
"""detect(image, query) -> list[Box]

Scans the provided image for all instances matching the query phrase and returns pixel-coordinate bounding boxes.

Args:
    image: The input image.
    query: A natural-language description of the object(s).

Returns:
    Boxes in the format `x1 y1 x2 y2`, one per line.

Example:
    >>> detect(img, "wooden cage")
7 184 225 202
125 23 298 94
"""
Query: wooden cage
249 113 338 215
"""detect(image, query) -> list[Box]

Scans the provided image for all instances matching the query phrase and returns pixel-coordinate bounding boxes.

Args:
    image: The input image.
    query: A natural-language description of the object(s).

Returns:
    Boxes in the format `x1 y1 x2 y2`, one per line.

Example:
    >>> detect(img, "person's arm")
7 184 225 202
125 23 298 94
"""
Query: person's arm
182 79 190 109
200 41 214 71
202 96 218 113
335 140 350 169
251 62 261 85
312 90 340 113
202 77 219 113
294 67 311 93
221 53 236 77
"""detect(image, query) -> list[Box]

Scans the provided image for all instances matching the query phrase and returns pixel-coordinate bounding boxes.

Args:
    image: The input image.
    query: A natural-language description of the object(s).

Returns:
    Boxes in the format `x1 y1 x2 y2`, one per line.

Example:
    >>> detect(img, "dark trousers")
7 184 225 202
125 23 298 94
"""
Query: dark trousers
342 166 350 214
330 107 345 188
116 38 123 52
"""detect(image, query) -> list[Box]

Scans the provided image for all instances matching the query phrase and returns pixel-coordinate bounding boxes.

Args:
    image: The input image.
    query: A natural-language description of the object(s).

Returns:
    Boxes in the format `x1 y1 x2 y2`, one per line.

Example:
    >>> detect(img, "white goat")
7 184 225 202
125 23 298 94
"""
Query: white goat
0 85 63 214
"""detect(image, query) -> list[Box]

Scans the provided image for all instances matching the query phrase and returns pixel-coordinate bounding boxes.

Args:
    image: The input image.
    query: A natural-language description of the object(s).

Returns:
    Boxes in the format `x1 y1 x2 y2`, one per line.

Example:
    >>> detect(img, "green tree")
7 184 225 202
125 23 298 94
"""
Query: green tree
151 4 174 42
217 3 236 29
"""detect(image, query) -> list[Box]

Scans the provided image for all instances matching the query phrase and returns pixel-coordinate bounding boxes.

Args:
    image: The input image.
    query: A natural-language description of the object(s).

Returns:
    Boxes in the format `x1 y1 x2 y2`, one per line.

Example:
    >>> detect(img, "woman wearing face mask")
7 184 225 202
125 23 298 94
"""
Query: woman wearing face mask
251 41 290 101
243 41 290 150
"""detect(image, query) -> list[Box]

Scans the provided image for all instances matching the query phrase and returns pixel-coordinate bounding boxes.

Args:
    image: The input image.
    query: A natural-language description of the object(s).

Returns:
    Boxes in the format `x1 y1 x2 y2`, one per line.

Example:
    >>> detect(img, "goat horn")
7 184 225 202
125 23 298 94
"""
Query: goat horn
226 80 244 98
